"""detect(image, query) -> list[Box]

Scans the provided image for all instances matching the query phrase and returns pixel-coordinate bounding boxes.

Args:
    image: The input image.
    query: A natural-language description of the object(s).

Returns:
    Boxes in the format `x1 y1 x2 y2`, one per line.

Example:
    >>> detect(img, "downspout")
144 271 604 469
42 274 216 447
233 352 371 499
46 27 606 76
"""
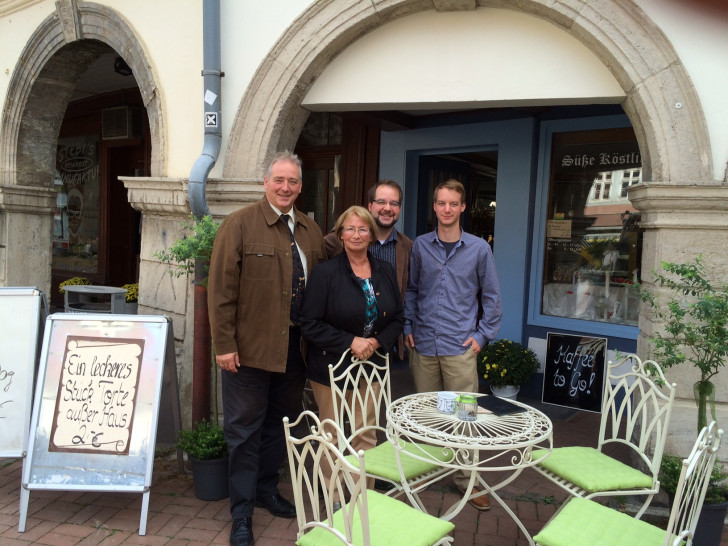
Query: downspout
189 0 222 425
189 0 221 218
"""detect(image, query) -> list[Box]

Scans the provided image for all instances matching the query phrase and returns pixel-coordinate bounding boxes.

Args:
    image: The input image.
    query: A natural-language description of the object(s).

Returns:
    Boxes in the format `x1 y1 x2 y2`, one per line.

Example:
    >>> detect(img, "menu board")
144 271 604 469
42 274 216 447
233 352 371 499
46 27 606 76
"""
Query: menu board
48 336 144 455
19 314 180 536
542 333 606 413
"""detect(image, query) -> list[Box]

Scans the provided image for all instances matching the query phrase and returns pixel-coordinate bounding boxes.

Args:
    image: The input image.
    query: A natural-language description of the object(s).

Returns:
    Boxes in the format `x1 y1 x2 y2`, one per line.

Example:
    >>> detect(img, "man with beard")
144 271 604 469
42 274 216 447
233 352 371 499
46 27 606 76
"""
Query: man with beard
324 179 412 360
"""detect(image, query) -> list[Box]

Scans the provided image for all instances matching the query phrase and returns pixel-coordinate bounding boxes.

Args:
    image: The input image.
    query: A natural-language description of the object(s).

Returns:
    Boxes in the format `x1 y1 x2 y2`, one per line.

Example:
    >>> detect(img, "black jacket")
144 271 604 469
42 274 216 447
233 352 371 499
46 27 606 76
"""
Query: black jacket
300 252 404 386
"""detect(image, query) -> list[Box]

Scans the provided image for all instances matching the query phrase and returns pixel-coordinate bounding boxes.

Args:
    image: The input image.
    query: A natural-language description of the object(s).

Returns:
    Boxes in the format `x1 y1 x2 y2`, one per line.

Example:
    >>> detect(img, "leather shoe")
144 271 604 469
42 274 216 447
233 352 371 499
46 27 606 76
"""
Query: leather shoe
467 486 491 511
230 517 254 546
255 492 296 518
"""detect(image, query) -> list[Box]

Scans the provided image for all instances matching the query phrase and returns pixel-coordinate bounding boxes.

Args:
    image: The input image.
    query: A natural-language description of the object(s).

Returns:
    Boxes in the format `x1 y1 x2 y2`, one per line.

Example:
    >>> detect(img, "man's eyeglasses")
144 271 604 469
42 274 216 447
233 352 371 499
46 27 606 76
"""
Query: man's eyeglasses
343 227 370 236
372 199 401 208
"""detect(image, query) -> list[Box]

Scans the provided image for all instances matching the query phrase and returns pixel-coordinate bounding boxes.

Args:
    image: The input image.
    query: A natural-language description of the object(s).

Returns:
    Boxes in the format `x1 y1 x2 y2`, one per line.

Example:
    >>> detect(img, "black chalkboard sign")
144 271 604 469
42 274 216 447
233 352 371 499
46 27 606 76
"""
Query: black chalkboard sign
542 333 607 413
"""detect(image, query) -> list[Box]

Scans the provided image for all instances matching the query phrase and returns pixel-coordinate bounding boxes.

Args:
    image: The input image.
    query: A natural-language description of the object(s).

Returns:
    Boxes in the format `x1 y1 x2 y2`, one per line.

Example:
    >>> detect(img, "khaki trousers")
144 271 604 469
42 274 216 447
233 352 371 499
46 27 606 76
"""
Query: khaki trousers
310 379 379 492
409 347 479 491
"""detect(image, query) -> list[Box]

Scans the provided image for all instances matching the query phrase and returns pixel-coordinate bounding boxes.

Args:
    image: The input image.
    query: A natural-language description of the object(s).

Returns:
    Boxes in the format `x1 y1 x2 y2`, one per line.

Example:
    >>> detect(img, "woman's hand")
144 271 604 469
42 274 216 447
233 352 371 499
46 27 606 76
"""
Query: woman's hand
350 336 375 360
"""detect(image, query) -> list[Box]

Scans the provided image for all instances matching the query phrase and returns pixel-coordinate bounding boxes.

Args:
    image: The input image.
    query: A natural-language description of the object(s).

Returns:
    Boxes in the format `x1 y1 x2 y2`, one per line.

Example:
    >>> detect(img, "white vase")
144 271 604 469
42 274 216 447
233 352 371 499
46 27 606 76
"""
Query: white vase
490 385 520 400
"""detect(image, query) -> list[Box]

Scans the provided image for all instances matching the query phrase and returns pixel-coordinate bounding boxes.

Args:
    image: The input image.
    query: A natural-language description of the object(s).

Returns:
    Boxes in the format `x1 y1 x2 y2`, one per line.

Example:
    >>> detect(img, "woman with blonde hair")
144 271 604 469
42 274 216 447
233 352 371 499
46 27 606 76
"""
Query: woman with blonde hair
300 206 403 474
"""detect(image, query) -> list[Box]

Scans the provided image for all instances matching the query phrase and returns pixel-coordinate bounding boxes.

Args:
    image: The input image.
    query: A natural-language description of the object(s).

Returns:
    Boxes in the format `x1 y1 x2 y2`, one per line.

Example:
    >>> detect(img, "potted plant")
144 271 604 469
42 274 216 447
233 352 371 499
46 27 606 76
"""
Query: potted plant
659 454 728 544
478 339 539 400
121 282 138 314
155 214 222 424
641 255 728 545
154 214 220 283
177 419 229 501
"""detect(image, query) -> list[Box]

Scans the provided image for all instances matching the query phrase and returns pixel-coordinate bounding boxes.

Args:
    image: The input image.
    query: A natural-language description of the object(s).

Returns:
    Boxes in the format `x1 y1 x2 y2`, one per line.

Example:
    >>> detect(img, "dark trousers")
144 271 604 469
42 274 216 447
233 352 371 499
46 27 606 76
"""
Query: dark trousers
222 327 305 519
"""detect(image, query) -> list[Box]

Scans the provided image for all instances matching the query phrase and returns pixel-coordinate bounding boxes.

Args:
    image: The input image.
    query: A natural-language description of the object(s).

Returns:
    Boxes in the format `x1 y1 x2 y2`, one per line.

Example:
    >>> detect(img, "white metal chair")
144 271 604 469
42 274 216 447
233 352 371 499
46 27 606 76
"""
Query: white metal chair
327 350 454 507
534 421 723 546
532 354 676 518
283 410 455 545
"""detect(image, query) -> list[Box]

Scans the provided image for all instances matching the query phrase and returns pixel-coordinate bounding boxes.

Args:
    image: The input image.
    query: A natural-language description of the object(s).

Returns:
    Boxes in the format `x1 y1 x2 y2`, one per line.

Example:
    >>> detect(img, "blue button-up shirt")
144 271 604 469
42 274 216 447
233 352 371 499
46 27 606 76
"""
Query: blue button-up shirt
404 229 502 356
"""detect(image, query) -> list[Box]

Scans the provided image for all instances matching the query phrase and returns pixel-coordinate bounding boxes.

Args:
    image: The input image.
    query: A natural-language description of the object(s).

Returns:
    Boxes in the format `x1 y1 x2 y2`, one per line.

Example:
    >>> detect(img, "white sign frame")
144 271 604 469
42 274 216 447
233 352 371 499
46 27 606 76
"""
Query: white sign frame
0 287 46 458
19 313 180 536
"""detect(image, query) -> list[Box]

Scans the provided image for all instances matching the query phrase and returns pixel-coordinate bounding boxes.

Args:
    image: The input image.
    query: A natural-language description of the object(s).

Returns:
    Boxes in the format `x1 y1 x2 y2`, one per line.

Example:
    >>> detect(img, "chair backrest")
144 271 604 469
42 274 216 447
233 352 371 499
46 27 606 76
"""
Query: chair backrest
598 354 676 479
283 410 372 545
663 421 723 546
328 349 391 449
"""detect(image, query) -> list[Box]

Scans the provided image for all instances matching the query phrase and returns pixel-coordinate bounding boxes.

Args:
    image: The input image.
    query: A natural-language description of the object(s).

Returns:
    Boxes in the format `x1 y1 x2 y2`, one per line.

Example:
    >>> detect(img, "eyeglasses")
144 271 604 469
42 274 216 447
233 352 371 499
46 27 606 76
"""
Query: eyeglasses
343 227 370 236
372 199 401 208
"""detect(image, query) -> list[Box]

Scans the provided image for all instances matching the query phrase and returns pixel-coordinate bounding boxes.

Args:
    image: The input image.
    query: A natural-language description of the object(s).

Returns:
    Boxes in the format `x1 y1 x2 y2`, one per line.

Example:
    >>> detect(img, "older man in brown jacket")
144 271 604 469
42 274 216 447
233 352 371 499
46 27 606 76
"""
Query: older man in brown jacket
208 151 326 546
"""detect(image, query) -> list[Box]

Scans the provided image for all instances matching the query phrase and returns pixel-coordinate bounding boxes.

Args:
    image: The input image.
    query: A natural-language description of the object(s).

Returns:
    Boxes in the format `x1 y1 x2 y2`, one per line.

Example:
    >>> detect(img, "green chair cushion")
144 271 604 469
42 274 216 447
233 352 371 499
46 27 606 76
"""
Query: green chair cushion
533 446 653 492
296 489 454 546
533 497 680 546
344 441 453 482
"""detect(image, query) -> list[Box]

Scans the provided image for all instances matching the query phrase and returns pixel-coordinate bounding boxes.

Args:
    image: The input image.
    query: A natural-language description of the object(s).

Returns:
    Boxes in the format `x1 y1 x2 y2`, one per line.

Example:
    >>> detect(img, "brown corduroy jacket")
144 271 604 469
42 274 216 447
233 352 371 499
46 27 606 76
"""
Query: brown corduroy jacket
208 198 326 372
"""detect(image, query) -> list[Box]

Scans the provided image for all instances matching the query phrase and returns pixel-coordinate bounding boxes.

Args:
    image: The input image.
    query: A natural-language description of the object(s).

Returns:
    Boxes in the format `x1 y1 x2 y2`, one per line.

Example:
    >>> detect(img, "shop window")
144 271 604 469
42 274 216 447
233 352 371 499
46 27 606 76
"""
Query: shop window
53 135 100 275
541 129 643 327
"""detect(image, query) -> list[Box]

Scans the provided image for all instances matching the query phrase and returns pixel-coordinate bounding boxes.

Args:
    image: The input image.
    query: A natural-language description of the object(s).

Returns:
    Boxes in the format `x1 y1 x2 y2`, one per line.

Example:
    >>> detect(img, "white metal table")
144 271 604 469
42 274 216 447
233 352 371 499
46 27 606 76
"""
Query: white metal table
386 392 553 544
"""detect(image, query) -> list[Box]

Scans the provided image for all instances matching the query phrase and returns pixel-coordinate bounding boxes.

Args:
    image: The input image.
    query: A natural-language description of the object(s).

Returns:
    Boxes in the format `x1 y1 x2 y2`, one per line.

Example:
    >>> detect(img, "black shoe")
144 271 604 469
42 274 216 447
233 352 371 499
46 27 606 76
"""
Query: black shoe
230 517 254 546
374 479 395 491
255 492 296 518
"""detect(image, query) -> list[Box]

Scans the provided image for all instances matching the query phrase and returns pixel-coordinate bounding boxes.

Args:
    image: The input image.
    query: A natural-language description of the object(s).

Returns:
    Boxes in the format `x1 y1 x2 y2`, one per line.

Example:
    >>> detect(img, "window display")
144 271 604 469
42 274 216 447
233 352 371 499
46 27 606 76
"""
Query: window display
541 129 642 326
53 135 99 274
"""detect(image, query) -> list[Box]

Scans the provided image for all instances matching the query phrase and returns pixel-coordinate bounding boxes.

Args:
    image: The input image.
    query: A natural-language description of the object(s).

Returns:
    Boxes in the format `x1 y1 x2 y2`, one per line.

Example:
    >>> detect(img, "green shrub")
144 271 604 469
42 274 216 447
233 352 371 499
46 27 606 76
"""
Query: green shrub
177 420 228 461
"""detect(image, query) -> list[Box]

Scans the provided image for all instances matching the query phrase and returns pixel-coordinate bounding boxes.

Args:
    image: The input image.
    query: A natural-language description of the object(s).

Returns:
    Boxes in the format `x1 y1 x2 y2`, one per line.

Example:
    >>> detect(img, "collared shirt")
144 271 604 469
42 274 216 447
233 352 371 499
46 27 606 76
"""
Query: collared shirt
269 202 309 283
404 229 502 356
368 229 398 272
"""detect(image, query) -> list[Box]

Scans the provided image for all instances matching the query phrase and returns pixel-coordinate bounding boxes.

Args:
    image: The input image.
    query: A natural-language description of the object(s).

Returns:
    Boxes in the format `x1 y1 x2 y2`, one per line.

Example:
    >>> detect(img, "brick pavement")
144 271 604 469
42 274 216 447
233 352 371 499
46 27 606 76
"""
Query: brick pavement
1 400 726 544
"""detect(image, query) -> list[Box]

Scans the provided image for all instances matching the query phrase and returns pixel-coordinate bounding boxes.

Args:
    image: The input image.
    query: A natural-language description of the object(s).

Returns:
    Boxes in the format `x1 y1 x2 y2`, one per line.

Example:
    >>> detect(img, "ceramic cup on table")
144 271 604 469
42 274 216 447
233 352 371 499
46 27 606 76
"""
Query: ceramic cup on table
437 391 457 414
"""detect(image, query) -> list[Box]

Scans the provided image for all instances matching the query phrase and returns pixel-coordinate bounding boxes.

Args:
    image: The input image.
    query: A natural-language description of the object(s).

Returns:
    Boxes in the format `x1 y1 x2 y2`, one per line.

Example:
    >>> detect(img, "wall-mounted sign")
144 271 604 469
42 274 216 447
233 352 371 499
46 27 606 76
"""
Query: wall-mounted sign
542 332 607 413
19 314 181 536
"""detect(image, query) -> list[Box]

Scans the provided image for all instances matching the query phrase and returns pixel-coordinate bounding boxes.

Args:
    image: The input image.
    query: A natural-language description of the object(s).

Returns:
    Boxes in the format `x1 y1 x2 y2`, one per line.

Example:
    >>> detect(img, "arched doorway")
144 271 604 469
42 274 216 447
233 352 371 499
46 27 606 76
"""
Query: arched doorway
0 3 164 301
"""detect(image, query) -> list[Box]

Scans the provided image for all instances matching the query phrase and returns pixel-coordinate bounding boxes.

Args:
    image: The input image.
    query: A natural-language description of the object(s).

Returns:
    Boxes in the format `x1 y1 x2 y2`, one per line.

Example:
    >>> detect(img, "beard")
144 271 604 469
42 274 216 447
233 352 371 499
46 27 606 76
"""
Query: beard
374 215 395 229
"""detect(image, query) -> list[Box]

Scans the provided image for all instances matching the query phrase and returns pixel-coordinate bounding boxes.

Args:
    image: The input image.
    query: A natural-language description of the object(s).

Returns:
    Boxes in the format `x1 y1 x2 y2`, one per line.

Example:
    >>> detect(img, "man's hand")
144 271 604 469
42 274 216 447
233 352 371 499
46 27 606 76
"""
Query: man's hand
216 352 240 373
463 337 481 353
404 334 415 349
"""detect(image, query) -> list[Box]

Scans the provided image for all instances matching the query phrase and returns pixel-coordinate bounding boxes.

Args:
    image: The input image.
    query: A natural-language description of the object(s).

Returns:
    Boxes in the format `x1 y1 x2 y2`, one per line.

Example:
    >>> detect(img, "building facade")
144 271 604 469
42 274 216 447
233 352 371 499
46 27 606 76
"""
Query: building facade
1 0 726 459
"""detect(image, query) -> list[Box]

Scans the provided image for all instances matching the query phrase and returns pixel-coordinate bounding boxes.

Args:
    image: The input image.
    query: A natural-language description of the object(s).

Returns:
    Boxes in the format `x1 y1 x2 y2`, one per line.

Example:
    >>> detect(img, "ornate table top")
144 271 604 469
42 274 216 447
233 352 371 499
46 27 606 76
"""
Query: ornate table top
386 392 553 469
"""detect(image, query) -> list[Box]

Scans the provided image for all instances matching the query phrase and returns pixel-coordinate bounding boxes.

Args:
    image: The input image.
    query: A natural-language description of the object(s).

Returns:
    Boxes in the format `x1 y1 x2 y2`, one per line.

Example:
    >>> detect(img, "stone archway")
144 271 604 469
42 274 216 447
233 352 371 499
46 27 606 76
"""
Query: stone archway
225 0 713 184
0 1 164 294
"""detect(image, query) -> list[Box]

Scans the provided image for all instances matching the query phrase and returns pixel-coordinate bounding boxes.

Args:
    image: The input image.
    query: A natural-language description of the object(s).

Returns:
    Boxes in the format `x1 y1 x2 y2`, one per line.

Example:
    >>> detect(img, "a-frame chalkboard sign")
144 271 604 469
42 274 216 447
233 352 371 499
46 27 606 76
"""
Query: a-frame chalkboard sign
542 332 607 413
0 287 47 457
18 313 181 535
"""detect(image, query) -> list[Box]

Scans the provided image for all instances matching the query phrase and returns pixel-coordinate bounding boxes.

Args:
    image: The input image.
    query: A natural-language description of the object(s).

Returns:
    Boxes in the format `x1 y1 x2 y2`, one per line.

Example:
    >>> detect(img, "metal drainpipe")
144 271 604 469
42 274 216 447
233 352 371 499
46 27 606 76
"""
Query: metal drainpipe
189 0 222 425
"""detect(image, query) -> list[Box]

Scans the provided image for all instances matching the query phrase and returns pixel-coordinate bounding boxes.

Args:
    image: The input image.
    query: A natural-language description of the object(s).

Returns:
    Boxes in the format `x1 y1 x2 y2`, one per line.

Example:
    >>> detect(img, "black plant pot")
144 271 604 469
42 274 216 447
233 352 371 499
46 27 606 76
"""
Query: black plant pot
189 455 229 501
693 500 728 546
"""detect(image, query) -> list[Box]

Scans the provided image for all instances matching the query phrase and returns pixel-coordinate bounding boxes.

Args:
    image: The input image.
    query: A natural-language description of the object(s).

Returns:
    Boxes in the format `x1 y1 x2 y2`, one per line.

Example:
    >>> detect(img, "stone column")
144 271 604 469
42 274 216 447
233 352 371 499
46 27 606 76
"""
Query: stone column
0 185 56 295
123 176 263 426
630 182 728 460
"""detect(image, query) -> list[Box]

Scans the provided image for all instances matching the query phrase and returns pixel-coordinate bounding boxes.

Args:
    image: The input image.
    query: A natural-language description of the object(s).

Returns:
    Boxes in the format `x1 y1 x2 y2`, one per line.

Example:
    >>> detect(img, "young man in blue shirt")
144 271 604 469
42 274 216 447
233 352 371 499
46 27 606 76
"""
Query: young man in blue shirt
404 178 502 510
